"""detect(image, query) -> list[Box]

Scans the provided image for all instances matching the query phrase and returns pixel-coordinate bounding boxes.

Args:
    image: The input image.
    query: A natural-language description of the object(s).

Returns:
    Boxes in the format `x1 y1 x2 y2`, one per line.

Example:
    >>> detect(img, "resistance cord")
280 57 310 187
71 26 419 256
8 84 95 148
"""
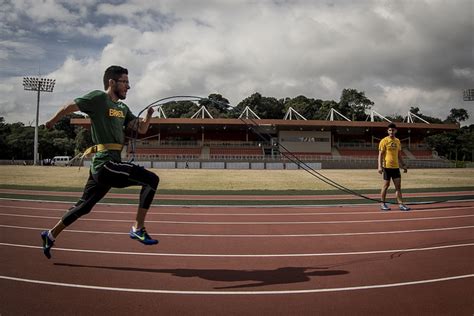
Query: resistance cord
131 95 454 206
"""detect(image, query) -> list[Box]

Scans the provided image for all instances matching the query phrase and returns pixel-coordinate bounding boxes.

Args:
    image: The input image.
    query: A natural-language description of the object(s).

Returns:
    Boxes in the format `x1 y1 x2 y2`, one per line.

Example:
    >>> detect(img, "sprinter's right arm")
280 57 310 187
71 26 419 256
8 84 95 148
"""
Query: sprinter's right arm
45 102 80 129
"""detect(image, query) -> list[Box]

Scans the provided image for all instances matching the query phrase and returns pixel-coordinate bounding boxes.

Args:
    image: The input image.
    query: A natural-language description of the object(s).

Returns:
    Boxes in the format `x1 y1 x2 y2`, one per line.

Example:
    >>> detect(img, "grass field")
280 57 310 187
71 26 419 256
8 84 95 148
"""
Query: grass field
0 166 472 192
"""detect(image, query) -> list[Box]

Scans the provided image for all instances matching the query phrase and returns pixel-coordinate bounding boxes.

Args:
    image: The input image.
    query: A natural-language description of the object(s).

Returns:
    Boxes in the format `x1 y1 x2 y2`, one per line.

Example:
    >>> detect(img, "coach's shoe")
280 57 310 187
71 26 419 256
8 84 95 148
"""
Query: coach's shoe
380 203 391 211
130 227 159 245
40 230 54 259
399 204 411 211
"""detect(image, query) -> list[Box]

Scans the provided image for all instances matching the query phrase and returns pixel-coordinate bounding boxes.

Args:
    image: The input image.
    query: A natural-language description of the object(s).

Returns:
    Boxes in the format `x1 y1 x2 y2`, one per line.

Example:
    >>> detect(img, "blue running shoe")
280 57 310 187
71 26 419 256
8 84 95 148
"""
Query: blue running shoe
399 204 411 211
380 203 391 211
129 227 158 245
40 231 54 259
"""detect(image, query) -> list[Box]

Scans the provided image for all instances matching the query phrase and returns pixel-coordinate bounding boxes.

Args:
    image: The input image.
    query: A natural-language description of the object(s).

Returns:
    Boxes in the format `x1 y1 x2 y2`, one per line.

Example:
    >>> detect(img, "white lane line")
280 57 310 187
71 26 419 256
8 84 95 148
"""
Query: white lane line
1 223 473 237
0 274 472 295
1 204 474 216
1 242 473 257
1 197 473 208
1 212 473 224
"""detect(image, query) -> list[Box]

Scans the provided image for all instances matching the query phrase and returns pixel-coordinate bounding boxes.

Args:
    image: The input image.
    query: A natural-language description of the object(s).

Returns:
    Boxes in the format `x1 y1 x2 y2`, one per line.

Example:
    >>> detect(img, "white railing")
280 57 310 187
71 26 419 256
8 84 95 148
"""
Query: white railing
134 140 269 148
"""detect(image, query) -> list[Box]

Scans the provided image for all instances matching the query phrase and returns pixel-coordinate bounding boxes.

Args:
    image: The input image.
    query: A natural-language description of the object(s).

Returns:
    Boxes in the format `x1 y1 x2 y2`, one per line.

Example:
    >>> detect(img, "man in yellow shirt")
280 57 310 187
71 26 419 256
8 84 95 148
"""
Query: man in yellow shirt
378 123 410 211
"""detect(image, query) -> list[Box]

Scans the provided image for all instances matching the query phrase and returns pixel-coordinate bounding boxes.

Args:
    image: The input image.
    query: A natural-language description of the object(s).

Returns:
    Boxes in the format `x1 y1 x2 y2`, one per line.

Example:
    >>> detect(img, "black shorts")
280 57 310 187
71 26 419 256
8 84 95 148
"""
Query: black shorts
383 168 401 181
61 161 159 227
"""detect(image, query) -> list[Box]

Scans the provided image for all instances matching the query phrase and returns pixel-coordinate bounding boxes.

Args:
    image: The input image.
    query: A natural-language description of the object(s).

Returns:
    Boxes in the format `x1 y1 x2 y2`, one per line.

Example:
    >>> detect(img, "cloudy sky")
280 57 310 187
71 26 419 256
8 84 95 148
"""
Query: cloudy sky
1 0 473 125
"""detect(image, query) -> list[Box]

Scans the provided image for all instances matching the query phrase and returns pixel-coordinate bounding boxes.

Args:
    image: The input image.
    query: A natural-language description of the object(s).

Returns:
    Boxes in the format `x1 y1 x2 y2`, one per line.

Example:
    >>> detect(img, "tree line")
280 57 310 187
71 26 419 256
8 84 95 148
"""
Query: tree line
0 114 93 162
0 88 471 162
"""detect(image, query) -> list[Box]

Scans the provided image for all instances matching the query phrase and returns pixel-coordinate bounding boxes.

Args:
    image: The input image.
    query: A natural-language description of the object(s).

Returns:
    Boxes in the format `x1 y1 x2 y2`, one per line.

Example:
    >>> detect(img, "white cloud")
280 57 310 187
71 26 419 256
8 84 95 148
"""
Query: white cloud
0 0 472 126
11 0 78 23
373 83 465 121
0 41 46 60
320 76 338 95
453 67 473 79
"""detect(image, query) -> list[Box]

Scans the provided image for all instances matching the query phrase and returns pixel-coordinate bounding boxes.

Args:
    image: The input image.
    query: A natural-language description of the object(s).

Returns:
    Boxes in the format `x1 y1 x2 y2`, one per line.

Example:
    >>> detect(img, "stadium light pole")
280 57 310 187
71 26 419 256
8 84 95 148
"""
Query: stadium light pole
23 77 56 165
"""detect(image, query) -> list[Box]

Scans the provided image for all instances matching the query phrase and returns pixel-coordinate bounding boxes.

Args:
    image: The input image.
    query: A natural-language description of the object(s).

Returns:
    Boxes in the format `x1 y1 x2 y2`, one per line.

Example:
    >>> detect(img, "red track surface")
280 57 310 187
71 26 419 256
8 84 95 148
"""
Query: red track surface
0 188 473 200
1 195 473 315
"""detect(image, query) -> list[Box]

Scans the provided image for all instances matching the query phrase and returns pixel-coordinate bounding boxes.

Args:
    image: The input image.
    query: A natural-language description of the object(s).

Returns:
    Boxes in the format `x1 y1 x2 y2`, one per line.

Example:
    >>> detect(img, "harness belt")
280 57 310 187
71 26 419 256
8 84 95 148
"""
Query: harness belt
81 143 123 158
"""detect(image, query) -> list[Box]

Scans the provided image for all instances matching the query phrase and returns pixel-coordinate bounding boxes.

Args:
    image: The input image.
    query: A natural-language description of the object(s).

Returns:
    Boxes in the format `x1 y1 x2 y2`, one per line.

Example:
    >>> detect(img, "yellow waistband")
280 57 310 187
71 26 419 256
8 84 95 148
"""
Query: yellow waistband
81 143 123 158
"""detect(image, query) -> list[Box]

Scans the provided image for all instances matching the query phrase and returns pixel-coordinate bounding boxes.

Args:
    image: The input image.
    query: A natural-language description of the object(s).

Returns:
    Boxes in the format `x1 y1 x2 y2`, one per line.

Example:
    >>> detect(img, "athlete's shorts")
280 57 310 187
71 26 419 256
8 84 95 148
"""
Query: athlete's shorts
61 161 159 227
383 168 401 181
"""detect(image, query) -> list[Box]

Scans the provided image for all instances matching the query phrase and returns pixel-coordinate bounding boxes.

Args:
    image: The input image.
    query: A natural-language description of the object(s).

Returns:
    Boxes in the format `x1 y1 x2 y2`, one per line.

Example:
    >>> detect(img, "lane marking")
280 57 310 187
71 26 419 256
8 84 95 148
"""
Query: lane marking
1 242 473 257
1 204 474 216
1 188 473 200
1 223 473 237
0 274 472 295
1 197 473 208
1 212 473 224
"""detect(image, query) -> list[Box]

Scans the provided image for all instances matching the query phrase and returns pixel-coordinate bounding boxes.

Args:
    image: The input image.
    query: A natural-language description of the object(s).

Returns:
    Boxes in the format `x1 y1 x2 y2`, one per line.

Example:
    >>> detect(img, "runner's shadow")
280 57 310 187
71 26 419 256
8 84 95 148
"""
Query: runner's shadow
54 263 349 289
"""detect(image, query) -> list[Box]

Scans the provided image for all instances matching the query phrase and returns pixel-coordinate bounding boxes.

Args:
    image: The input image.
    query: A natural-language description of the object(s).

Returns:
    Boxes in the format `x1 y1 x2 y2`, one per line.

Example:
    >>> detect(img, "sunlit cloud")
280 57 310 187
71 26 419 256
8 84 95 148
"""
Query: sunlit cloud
0 0 472 125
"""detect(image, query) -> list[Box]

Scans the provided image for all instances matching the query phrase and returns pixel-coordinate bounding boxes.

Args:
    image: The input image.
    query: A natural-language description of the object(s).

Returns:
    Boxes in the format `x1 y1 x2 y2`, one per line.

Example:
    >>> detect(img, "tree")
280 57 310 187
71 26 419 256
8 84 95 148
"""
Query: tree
316 100 339 120
426 125 474 162
456 125 474 162
38 128 75 159
0 117 11 159
199 93 231 118
426 132 456 159
163 101 200 118
282 96 323 120
445 108 469 124
53 113 84 139
385 114 405 122
52 137 75 156
5 123 34 159
409 107 443 124
75 127 93 154
231 92 285 119
338 89 374 121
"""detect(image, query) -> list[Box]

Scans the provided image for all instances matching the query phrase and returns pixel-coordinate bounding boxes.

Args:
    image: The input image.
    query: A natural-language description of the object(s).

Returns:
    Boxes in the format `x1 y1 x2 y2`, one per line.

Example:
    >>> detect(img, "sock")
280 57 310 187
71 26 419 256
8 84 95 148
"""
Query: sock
47 230 55 241
132 226 142 232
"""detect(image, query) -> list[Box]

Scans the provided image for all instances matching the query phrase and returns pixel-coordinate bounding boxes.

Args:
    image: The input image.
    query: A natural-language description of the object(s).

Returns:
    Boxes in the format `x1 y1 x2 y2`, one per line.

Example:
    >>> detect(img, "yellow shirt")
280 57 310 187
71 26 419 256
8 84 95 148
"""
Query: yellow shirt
379 136 401 168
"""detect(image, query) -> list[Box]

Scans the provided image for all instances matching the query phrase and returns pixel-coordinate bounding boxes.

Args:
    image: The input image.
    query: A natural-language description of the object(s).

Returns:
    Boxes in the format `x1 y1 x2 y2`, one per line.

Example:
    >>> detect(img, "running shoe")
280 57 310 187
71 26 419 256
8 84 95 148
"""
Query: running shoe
40 230 54 259
399 204 411 211
380 203 391 211
129 227 158 245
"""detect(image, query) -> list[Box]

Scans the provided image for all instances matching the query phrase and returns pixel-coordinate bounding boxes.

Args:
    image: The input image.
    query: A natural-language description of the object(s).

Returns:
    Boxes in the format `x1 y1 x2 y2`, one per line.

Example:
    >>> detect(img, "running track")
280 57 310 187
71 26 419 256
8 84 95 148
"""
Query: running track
0 195 473 315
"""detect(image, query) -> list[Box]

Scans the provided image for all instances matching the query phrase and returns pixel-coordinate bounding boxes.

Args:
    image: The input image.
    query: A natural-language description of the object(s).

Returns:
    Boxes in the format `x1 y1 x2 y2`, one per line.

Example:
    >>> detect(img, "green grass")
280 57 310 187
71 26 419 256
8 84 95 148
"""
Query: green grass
1 166 473 192
1 166 472 205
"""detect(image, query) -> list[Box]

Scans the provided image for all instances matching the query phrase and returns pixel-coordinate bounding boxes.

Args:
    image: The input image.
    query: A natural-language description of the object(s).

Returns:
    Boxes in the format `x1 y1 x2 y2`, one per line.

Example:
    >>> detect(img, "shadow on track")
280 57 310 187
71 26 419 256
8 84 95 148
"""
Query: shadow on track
54 263 348 289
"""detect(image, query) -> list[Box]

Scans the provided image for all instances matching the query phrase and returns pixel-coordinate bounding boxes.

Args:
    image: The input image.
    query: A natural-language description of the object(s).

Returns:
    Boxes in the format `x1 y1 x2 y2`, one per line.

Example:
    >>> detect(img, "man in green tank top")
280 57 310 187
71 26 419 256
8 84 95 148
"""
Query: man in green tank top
41 66 159 259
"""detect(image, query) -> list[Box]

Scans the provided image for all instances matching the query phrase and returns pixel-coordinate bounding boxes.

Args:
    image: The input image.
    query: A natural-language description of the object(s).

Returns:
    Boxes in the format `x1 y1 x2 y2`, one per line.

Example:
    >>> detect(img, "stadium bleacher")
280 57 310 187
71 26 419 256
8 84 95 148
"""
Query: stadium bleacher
133 147 202 159
209 147 264 159
338 149 379 158
409 150 434 158
281 152 333 160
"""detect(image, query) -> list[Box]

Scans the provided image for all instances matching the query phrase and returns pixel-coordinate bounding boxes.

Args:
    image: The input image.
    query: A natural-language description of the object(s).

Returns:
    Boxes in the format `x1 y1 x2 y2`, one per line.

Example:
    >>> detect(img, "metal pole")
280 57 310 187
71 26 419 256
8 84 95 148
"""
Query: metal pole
23 77 55 165
34 81 41 165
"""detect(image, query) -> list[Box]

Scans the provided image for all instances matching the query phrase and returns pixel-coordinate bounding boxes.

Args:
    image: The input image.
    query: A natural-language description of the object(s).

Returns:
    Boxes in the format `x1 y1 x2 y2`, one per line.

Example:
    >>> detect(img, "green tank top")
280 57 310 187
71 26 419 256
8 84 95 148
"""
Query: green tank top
75 90 136 173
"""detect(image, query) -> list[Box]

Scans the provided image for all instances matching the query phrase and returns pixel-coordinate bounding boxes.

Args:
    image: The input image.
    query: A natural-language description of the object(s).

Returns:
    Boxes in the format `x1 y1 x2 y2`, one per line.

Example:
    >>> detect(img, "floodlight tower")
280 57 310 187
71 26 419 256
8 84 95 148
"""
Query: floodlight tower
23 77 56 165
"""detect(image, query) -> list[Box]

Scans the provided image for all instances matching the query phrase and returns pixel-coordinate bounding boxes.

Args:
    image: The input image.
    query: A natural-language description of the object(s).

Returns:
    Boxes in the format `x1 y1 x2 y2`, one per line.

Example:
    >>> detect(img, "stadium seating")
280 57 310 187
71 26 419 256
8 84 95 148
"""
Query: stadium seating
133 147 202 159
409 150 434 158
209 147 264 159
281 152 333 160
338 149 379 158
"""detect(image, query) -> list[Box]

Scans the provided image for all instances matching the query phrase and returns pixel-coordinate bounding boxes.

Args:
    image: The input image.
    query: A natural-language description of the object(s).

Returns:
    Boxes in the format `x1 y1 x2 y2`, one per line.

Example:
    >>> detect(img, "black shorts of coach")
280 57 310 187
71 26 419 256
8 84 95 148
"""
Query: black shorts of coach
382 168 401 181
61 161 159 227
